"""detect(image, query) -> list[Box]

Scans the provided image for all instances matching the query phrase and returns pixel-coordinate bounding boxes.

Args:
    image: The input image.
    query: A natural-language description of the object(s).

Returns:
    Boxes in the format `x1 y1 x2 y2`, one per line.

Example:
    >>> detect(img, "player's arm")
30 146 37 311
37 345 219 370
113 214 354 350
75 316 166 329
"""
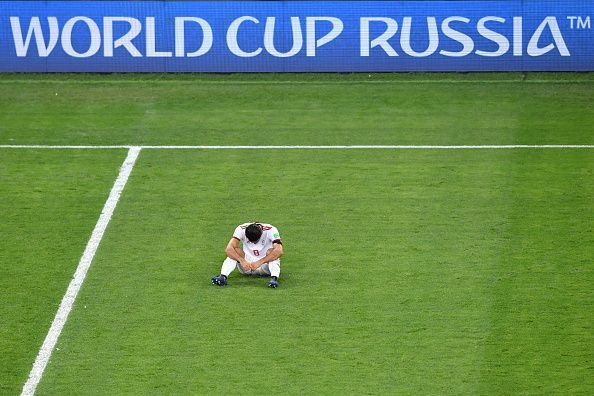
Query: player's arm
252 242 283 270
225 238 250 269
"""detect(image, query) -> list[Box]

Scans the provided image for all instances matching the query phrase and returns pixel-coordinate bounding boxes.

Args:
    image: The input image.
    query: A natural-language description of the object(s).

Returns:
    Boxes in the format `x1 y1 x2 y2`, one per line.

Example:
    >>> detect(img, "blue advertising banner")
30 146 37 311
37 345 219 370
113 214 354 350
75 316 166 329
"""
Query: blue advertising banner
0 1 592 72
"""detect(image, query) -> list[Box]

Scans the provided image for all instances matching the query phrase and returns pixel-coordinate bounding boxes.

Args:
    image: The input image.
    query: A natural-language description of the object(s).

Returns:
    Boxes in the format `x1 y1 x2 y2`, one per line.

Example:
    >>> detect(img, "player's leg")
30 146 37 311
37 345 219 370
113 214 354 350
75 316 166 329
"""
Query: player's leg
253 263 271 276
213 250 259 285
266 259 281 288
212 257 240 286
236 261 253 276
238 252 258 276
251 260 279 288
268 259 280 278
256 249 280 288
221 257 239 277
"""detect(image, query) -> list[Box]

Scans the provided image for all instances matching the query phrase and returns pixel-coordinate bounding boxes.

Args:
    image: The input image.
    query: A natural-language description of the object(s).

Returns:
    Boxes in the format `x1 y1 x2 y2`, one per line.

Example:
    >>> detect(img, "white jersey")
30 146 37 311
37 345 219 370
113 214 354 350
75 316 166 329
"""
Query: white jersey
233 223 282 260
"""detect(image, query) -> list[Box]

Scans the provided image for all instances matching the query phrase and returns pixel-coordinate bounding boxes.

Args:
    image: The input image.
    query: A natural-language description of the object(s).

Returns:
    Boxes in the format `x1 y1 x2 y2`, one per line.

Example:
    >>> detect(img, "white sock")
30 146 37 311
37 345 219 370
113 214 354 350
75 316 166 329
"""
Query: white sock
269 260 280 278
221 257 237 276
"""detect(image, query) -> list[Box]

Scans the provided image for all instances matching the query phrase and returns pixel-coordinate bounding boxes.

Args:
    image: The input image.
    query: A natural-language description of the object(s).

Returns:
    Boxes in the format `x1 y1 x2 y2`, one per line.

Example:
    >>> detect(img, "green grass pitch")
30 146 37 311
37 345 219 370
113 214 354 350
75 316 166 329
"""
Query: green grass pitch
0 73 593 394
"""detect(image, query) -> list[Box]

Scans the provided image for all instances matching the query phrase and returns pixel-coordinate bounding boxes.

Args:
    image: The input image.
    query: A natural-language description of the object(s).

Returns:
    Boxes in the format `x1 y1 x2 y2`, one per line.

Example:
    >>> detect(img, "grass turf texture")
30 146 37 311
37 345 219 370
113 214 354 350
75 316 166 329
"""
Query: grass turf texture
0 149 129 395
35 149 594 394
0 73 592 394
1 73 593 146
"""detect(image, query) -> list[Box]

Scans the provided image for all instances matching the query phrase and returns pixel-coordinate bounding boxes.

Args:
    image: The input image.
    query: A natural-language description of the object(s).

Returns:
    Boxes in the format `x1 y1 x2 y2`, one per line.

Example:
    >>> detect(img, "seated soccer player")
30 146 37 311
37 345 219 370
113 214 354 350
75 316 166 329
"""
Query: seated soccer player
212 222 283 288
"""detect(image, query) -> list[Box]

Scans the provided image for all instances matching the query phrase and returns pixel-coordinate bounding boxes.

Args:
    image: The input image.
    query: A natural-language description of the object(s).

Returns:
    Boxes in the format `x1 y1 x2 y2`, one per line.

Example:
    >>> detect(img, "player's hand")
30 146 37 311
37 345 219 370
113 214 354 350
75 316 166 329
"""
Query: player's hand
240 260 252 271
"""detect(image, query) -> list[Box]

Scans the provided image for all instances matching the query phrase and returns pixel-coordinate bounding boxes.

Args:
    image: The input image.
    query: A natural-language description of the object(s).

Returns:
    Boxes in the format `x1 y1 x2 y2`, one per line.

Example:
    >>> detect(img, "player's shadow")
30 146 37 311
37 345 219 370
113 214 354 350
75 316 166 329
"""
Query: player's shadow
219 273 290 289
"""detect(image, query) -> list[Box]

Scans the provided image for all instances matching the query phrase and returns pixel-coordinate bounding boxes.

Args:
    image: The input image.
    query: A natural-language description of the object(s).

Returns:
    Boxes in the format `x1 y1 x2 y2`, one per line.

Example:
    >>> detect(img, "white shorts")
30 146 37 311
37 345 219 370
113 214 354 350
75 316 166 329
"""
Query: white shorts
234 254 281 276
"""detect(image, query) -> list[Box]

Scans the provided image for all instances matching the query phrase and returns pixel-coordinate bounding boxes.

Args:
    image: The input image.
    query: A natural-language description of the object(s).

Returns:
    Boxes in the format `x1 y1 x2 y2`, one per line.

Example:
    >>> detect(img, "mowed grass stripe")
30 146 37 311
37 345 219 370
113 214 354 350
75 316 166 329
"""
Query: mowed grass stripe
36 149 593 394
0 149 129 395
1 74 593 147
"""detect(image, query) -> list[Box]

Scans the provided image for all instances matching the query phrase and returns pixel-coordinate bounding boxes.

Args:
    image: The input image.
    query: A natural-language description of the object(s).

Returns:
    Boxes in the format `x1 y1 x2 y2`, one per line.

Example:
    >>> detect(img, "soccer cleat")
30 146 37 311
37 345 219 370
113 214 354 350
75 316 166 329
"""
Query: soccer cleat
267 279 279 288
211 275 227 286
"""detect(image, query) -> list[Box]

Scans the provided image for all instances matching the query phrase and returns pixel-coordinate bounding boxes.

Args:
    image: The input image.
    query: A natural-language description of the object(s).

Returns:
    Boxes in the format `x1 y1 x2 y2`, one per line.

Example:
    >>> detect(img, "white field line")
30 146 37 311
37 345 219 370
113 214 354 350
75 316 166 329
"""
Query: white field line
0 145 593 149
20 147 142 396
139 145 594 149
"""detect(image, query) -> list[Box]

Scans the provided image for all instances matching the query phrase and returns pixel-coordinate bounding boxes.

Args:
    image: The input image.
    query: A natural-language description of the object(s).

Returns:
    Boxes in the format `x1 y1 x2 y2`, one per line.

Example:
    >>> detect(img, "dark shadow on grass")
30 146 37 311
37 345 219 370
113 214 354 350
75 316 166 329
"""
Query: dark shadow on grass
207 273 291 289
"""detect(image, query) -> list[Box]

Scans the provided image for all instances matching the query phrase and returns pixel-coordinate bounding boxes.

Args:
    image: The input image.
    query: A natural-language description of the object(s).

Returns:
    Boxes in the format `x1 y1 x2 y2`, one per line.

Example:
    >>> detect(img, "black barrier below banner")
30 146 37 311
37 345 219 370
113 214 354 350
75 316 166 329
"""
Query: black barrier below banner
1 1 592 72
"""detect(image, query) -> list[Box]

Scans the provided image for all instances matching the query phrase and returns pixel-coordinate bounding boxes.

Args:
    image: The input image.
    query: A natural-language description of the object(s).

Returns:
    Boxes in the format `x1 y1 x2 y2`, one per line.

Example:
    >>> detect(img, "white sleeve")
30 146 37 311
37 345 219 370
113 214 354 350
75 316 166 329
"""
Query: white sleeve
232 225 244 241
270 226 282 243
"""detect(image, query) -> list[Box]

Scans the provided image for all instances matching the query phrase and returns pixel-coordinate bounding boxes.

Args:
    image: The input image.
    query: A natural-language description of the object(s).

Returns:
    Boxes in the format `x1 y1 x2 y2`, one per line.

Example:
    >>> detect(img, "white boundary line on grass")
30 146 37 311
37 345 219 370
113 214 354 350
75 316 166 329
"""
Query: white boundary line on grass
21 147 142 396
1 145 593 149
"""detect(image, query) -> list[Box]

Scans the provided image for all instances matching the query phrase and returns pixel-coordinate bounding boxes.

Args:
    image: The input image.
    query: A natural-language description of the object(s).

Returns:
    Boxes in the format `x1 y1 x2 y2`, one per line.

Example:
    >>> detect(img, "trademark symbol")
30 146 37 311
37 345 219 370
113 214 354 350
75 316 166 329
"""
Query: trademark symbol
567 16 591 30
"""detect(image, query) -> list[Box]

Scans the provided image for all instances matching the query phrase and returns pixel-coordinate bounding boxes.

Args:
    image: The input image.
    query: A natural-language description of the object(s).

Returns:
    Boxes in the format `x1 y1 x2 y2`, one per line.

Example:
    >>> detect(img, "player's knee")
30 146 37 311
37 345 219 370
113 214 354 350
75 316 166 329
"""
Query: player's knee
269 260 280 270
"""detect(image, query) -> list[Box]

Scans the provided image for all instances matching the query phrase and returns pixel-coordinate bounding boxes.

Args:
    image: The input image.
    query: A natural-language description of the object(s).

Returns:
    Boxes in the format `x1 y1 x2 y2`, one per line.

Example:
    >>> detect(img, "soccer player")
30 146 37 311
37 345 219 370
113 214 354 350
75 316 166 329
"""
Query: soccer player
211 222 283 288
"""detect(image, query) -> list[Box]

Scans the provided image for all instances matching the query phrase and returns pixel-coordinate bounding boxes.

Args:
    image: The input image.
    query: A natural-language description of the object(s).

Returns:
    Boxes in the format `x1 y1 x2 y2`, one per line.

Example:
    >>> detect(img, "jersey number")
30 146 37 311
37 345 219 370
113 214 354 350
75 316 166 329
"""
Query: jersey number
253 250 260 256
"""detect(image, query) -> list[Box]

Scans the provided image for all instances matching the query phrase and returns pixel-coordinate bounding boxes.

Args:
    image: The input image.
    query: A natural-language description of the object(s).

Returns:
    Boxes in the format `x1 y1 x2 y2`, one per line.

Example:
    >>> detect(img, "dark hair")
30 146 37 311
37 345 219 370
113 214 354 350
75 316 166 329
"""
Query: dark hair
245 223 263 243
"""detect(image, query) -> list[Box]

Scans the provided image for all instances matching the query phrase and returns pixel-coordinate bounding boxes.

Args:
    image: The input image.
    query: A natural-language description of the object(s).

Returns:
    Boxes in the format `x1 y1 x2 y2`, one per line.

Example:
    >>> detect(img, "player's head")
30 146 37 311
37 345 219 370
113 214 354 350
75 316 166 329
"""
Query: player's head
245 223 263 243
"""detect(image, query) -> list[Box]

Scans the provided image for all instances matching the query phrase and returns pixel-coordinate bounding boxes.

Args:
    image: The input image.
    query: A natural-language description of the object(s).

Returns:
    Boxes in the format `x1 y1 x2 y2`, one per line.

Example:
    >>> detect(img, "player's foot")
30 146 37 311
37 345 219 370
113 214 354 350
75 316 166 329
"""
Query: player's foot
267 276 279 288
211 274 227 286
